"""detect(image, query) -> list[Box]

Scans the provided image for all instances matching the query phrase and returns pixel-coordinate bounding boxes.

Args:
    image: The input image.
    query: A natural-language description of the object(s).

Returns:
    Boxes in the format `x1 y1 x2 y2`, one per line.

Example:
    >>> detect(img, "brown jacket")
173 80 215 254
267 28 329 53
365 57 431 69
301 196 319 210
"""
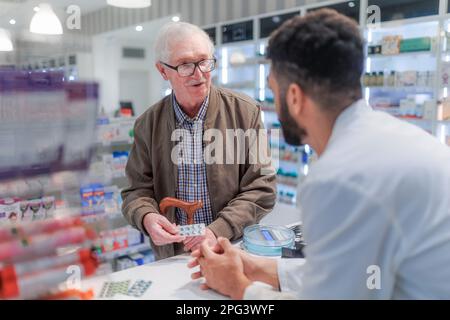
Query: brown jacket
121 86 277 260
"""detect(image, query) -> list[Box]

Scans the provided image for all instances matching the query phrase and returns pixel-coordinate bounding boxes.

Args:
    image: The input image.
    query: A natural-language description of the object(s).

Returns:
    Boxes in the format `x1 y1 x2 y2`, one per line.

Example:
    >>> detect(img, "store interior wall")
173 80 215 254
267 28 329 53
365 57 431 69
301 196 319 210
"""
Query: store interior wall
119 71 150 117
91 17 171 116
81 0 328 35
78 0 331 116
2 0 333 116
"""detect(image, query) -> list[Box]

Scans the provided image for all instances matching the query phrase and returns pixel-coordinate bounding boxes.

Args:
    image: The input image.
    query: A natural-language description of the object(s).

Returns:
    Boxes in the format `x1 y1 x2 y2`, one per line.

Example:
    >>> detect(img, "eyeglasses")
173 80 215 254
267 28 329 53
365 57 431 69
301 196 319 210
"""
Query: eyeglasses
160 58 216 77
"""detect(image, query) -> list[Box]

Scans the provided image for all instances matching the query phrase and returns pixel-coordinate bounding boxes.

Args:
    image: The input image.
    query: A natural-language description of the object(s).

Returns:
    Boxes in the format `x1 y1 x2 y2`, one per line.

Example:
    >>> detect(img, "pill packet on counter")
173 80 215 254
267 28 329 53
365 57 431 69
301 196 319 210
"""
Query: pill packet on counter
178 223 206 236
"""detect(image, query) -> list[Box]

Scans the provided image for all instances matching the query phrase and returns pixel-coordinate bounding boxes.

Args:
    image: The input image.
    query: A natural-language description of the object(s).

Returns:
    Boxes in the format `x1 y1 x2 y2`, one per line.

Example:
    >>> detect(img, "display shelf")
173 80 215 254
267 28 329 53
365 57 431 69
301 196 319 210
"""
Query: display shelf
368 51 436 59
80 211 126 224
363 14 442 139
95 139 133 147
261 106 276 113
276 181 299 188
85 115 152 270
365 86 434 91
367 16 440 31
210 2 449 212
278 159 301 166
437 19 450 132
228 57 269 67
97 242 151 261
221 81 256 89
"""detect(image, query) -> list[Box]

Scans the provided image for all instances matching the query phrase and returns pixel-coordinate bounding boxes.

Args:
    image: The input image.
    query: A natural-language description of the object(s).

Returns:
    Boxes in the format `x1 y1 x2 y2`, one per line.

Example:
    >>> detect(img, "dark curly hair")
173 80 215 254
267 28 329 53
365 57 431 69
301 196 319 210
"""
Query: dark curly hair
267 9 364 113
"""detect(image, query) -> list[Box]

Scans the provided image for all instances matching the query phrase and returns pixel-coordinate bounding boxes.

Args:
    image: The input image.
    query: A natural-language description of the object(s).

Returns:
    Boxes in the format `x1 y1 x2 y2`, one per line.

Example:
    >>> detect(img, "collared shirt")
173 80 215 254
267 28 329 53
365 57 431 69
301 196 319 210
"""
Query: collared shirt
172 94 214 226
245 99 450 299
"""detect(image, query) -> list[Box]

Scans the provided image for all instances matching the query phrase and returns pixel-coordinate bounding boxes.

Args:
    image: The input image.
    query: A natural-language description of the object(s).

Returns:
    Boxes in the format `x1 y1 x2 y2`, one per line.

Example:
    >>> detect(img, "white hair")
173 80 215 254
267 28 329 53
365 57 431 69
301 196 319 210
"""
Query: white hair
154 22 215 63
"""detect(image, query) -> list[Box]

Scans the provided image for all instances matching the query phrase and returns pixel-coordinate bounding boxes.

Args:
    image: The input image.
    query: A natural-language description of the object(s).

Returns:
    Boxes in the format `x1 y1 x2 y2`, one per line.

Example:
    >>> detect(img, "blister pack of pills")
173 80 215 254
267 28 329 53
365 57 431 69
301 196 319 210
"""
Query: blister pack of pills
178 223 206 236
127 280 152 298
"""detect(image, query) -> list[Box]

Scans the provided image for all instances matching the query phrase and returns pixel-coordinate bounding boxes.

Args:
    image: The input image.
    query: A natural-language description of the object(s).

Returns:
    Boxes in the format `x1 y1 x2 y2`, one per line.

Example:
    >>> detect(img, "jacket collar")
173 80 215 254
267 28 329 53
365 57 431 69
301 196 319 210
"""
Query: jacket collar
204 85 220 130
172 93 209 125
166 85 219 130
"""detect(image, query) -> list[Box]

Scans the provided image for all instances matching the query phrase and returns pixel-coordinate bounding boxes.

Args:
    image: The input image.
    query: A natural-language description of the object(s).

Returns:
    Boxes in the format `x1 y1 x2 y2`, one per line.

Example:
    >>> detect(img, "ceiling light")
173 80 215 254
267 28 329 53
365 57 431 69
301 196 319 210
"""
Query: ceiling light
9 19 16 25
29 3 63 35
107 0 151 9
348 1 355 8
135 25 143 32
33 6 40 12
172 16 180 22
0 28 13 51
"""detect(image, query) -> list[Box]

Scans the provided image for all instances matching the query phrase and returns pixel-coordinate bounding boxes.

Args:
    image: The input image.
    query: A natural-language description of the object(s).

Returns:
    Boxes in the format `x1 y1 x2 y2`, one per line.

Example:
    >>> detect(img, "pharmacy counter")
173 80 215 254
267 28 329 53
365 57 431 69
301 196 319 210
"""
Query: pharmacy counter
82 202 302 300
82 253 227 300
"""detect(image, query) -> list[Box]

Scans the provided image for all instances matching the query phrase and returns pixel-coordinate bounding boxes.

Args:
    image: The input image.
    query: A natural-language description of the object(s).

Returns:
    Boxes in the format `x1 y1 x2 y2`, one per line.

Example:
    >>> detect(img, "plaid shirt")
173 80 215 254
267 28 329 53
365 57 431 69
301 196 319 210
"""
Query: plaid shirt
172 94 214 226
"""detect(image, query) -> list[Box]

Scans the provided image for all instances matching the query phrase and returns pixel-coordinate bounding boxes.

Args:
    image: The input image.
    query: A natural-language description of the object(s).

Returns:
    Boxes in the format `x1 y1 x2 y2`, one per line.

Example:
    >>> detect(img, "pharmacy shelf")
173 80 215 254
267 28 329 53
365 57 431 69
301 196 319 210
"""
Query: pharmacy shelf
221 81 256 89
365 86 434 92
278 159 300 165
97 242 151 261
368 51 436 59
80 211 126 223
276 181 298 188
229 57 269 67
261 106 276 113
95 139 134 147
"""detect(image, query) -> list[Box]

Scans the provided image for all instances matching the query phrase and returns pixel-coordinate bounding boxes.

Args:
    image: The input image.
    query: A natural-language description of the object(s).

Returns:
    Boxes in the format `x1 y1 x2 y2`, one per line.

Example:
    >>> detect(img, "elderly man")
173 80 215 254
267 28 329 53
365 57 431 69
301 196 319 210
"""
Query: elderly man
121 22 276 260
189 9 450 299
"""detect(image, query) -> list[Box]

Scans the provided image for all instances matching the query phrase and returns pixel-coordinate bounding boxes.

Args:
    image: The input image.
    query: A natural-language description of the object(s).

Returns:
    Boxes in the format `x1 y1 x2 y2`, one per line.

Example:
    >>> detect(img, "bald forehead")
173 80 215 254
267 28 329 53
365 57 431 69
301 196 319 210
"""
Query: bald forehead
167 34 213 65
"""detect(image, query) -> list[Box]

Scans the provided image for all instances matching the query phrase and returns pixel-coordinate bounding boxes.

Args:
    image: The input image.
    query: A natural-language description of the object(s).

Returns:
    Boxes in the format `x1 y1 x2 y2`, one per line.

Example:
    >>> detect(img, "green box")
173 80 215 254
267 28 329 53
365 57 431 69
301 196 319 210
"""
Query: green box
399 37 432 53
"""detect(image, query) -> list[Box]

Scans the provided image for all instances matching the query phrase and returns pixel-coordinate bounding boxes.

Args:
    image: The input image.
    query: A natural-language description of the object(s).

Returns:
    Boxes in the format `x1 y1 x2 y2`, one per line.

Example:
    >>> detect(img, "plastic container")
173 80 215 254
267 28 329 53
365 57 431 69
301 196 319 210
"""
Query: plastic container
243 225 295 256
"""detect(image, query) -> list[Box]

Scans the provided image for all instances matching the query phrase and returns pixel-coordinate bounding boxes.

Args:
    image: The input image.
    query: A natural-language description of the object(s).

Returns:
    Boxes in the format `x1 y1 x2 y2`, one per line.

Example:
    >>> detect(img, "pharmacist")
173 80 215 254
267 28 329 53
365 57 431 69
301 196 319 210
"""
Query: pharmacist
189 9 450 299
121 22 276 260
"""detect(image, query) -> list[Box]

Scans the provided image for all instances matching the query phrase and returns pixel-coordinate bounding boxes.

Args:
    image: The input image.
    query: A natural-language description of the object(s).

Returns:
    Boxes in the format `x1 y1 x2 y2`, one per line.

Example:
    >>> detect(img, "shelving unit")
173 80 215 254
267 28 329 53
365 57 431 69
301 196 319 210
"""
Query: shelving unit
86 116 154 272
97 241 151 261
201 0 450 207
18 52 94 82
363 18 440 132
212 10 313 207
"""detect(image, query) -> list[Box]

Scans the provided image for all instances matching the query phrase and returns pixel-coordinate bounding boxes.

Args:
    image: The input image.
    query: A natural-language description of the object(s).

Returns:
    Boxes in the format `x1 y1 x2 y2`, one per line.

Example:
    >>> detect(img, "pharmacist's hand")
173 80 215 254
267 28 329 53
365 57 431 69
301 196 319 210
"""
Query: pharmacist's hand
189 238 251 299
189 240 258 283
143 213 185 246
183 227 217 252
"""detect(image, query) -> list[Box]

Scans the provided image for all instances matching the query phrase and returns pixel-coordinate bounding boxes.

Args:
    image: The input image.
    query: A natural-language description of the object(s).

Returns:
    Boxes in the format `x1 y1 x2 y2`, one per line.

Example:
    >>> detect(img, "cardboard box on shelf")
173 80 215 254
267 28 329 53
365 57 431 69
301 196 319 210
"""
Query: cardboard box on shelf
0 198 21 224
382 35 402 55
438 100 450 121
399 37 432 53
423 100 436 120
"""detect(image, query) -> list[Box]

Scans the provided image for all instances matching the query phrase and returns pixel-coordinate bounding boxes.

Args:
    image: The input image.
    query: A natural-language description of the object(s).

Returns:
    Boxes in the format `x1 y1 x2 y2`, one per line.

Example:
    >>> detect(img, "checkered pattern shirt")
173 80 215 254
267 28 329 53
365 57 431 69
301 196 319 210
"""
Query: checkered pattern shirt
172 94 214 226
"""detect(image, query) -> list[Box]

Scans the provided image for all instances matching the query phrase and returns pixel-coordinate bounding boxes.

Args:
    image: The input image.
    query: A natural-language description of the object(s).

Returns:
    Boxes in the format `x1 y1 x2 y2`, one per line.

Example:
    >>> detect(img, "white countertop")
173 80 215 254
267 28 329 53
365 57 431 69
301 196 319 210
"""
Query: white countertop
82 202 302 300
82 254 227 300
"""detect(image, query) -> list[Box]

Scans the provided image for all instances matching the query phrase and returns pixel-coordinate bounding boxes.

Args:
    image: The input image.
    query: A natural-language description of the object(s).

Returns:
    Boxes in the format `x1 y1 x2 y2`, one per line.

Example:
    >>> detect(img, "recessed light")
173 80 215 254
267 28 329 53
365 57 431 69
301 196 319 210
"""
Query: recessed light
172 16 180 22
9 19 16 25
136 25 143 32
348 1 355 8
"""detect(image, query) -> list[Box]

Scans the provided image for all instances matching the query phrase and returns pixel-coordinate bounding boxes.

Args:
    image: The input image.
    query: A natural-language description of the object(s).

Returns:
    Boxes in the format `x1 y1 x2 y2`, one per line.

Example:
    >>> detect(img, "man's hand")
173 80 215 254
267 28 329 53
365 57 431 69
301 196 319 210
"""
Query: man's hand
188 237 252 300
143 212 185 246
188 239 280 290
183 227 217 252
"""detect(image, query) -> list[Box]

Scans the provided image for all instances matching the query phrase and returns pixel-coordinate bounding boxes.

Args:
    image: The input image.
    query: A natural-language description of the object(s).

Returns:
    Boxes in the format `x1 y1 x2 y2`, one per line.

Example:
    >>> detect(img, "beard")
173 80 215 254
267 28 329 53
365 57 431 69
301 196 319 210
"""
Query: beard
278 94 307 147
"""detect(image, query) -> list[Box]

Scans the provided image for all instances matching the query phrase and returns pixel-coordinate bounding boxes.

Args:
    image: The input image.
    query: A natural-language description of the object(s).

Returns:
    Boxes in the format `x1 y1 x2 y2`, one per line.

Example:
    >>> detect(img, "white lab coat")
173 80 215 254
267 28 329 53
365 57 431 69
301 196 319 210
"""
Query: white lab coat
245 100 450 299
